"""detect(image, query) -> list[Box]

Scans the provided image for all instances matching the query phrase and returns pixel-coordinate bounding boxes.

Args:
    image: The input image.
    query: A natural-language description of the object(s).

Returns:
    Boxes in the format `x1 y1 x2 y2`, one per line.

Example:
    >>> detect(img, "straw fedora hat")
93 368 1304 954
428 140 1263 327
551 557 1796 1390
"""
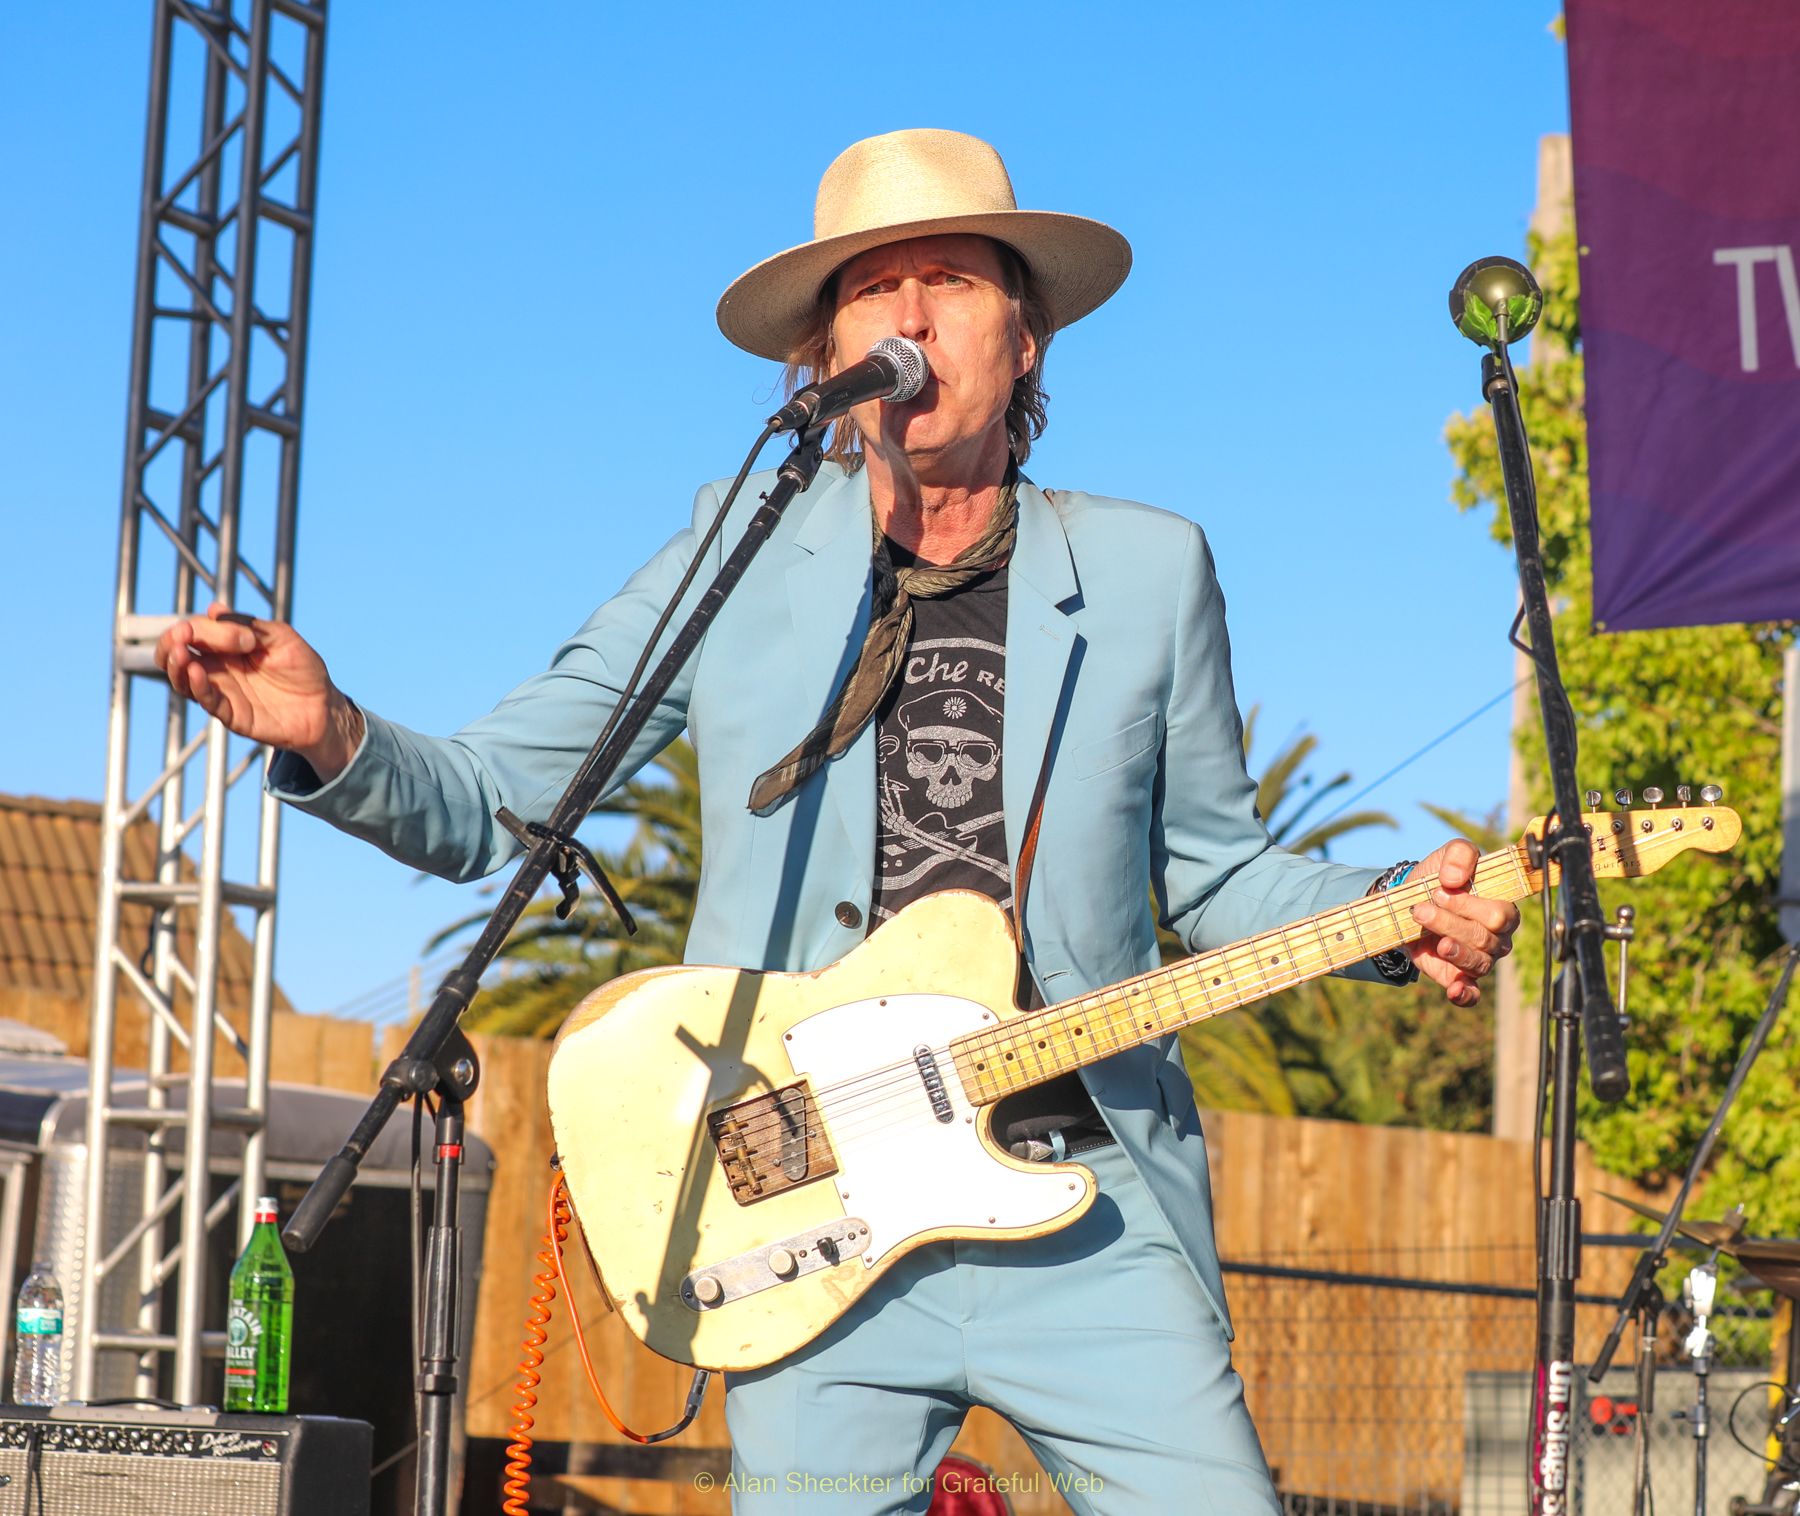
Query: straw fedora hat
716 128 1132 361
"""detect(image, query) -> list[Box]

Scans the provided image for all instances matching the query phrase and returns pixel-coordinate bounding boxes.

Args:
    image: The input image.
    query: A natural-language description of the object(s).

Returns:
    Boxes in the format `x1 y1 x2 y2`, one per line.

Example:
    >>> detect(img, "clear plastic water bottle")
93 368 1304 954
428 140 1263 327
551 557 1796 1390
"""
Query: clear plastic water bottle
13 1261 64 1407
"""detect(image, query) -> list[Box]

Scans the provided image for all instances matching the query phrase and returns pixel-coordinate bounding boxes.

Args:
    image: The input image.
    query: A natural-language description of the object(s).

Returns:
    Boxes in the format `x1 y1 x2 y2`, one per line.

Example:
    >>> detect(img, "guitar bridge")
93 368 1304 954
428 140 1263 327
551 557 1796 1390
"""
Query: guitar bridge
708 1082 839 1205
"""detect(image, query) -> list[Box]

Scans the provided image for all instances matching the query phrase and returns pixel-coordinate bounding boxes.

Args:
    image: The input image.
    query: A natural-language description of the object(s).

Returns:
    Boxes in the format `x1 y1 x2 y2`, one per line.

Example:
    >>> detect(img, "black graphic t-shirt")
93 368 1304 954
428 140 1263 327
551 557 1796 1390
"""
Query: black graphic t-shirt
873 562 1012 923
871 544 1103 1147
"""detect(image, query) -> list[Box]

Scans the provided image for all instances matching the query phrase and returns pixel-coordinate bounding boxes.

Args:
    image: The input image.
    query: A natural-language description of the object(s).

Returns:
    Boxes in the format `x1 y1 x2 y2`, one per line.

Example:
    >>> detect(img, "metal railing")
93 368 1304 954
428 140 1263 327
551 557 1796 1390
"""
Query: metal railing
1221 1237 1791 1516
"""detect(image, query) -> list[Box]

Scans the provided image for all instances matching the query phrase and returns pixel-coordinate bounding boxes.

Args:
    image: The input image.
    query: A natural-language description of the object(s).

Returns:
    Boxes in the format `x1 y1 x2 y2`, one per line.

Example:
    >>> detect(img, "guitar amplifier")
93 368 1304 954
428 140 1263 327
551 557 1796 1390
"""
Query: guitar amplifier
0 1405 370 1515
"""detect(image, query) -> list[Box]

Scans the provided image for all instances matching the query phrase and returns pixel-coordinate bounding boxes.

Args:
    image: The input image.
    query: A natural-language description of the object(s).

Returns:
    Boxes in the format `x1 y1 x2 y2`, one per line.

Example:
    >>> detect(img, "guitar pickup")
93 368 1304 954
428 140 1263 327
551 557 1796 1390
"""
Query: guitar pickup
708 1082 839 1205
682 1217 871 1311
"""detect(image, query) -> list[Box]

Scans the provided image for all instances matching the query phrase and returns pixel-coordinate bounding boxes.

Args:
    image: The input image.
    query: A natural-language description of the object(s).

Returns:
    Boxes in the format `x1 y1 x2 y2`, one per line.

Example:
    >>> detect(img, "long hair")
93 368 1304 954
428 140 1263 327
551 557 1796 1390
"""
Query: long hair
780 239 1055 471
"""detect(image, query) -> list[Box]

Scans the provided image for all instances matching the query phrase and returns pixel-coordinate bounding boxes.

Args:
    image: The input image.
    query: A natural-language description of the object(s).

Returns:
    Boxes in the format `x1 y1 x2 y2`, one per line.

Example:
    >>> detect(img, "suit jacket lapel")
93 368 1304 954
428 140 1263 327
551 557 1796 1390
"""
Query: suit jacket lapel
1003 478 1078 898
783 467 878 881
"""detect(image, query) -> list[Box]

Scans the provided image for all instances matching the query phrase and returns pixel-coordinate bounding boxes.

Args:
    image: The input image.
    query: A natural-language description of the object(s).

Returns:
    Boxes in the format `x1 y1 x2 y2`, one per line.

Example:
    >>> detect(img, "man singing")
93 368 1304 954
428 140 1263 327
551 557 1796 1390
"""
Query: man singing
158 128 1517 1513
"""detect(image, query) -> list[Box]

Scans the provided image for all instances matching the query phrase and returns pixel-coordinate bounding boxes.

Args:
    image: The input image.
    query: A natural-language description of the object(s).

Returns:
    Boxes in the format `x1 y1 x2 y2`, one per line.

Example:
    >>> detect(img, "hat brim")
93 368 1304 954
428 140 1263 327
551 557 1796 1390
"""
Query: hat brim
716 210 1132 361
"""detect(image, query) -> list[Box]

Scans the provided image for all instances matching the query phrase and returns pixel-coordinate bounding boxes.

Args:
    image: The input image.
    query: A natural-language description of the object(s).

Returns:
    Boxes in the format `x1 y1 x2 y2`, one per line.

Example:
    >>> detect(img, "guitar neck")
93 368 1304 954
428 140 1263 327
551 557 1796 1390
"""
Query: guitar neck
951 843 1545 1107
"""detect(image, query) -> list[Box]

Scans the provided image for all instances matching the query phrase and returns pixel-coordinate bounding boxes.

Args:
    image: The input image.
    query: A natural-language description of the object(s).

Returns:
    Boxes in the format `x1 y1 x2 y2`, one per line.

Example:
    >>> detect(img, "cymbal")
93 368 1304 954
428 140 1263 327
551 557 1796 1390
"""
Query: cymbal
1600 1193 1800 1301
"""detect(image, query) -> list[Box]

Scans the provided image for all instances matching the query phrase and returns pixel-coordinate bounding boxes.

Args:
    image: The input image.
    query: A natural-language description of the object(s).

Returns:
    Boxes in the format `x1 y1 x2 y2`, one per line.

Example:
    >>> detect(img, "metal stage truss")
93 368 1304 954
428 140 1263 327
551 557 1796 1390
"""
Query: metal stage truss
80 0 327 1405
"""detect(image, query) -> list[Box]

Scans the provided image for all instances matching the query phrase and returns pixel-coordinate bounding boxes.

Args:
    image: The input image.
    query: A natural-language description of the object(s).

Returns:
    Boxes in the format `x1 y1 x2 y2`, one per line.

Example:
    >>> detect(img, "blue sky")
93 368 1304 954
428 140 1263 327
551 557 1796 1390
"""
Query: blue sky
0 4 1570 1019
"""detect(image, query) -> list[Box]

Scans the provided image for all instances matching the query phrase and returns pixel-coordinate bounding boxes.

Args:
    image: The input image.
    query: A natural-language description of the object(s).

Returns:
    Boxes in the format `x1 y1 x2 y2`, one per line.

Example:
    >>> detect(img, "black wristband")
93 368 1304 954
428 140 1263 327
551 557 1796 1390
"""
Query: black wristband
1370 860 1421 985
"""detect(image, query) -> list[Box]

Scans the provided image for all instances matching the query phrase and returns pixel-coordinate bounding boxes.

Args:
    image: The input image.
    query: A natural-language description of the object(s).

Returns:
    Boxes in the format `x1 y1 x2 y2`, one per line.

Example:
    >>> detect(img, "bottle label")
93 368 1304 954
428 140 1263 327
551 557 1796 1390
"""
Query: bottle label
17 1308 62 1336
225 1301 261 1374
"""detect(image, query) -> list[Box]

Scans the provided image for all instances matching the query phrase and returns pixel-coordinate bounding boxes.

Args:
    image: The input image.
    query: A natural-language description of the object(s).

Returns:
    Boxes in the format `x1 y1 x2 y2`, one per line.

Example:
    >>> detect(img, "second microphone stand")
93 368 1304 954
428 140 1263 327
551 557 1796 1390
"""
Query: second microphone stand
1450 255 1632 1516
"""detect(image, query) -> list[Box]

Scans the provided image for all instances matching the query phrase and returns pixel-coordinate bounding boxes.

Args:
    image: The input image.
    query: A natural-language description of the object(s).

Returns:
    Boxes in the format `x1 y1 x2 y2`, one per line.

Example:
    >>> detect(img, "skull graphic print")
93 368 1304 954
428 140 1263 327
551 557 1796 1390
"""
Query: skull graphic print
872 565 1012 926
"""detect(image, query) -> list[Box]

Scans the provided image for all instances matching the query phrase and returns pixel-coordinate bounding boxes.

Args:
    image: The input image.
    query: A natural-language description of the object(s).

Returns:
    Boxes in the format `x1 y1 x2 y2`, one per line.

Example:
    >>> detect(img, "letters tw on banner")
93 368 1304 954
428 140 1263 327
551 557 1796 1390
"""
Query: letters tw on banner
1568 0 1800 632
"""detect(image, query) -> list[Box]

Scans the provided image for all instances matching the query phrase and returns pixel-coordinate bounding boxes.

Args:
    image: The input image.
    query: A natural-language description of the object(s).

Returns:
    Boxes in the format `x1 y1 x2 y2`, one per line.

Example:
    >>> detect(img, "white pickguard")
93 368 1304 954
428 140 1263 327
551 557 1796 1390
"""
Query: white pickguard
782 992 1092 1266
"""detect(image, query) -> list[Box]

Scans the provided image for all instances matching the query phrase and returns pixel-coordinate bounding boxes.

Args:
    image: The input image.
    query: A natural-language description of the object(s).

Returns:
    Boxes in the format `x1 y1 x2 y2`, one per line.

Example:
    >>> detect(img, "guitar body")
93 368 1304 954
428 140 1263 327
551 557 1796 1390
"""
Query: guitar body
544 799 1737 1372
547 891 1097 1371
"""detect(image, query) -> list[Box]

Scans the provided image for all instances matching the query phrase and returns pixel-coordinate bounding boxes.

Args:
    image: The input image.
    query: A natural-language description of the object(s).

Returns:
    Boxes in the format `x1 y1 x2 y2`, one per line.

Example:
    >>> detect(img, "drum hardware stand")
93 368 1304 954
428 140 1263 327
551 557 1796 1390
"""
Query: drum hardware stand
1672 1215 1744 1516
278 421 829 1516
1591 943 1800 1516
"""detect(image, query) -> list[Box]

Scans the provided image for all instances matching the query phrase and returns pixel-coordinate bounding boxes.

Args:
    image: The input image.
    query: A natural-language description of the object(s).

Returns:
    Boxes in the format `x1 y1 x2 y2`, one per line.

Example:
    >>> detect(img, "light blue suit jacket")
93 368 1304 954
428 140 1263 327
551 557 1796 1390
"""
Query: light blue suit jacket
270 462 1385 1331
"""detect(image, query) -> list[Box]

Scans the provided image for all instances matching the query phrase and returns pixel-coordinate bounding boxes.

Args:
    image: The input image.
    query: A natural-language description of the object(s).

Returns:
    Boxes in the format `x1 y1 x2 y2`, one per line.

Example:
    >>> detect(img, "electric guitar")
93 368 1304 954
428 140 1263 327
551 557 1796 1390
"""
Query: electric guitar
546 801 1739 1371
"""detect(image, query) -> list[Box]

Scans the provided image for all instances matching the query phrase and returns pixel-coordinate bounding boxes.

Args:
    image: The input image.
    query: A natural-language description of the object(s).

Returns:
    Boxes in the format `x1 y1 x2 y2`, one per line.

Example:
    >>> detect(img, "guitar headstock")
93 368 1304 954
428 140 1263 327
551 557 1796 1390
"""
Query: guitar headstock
1520 785 1741 885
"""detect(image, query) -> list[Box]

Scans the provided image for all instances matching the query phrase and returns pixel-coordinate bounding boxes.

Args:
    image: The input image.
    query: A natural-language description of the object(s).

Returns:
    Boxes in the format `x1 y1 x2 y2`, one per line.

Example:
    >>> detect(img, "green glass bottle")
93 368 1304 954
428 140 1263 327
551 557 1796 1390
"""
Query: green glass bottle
224 1195 293 1413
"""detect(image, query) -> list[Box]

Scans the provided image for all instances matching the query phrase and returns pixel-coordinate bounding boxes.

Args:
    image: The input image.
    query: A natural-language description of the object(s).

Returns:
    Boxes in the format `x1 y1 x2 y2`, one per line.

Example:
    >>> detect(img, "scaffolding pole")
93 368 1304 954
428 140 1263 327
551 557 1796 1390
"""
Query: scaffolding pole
78 0 327 1406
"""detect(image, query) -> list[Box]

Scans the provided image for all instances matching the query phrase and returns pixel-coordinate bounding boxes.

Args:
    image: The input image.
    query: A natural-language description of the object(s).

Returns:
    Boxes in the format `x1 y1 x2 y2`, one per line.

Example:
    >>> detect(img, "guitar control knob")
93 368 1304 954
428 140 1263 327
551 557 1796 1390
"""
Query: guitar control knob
693 1275 724 1307
1700 783 1724 805
1584 790 1603 809
768 1248 797 1278
1676 785 1693 804
1613 788 1633 807
1642 786 1663 807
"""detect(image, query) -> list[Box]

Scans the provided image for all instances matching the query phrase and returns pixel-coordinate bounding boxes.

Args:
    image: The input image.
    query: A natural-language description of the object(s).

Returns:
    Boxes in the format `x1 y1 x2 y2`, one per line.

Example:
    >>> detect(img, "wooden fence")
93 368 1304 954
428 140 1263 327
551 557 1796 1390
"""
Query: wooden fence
0 990 1661 1514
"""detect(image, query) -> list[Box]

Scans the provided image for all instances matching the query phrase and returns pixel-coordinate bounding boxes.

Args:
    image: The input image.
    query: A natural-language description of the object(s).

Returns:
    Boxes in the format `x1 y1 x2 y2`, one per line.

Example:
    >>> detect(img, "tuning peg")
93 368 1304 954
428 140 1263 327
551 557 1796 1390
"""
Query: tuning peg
1642 786 1664 808
1700 783 1724 805
1614 788 1633 807
1676 785 1692 805
1585 789 1603 809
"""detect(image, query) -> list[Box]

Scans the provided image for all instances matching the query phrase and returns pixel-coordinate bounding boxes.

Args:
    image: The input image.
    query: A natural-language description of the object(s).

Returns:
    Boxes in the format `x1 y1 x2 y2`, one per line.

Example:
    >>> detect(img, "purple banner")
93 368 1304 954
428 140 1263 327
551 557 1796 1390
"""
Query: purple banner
1570 0 1800 631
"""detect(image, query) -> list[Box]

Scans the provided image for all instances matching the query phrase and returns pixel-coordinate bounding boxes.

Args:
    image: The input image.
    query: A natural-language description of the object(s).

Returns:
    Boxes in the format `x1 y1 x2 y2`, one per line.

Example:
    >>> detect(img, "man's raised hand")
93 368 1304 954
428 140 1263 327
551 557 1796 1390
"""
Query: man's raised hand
154 602 363 781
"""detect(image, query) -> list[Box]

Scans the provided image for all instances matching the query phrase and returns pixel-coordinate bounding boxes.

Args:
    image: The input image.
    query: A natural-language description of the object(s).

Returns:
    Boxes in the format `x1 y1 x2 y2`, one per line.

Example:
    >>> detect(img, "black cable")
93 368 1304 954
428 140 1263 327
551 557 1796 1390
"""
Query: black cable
1727 1379 1795 1465
1529 876 1556 1515
556 422 778 822
407 1094 425 1478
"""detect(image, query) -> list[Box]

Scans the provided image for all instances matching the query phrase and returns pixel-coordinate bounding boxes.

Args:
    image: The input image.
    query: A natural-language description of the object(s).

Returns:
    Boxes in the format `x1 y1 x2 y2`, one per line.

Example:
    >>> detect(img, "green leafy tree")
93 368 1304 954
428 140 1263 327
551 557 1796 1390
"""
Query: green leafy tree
1443 221 1796 1229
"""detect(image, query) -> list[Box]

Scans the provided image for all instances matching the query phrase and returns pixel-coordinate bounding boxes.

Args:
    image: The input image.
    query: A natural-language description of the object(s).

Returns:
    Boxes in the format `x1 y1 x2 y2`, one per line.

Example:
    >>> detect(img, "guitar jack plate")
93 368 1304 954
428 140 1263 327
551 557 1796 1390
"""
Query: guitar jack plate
681 1216 872 1311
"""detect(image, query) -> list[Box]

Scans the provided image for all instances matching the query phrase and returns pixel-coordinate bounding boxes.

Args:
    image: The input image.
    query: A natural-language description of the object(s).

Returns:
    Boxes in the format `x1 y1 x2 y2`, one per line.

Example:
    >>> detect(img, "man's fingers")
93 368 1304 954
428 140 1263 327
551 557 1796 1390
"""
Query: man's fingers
1433 935 1493 978
1411 948 1482 1006
1434 839 1480 890
1413 891 1514 956
176 614 259 656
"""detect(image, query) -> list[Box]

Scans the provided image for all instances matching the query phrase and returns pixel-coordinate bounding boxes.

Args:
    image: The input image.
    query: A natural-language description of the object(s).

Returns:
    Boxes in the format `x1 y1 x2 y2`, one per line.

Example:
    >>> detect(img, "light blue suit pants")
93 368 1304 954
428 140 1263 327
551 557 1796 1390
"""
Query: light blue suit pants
722 1144 1279 1515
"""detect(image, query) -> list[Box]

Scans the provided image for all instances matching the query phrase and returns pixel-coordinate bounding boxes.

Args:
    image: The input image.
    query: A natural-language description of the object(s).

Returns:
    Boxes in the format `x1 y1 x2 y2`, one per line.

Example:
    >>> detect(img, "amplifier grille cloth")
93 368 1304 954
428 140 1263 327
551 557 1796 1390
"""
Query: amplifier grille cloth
0 1448 281 1514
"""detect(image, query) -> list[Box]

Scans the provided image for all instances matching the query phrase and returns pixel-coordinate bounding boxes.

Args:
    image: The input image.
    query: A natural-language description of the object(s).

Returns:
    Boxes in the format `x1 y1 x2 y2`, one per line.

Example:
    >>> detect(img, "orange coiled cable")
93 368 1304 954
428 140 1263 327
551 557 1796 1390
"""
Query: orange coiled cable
500 1172 668 1515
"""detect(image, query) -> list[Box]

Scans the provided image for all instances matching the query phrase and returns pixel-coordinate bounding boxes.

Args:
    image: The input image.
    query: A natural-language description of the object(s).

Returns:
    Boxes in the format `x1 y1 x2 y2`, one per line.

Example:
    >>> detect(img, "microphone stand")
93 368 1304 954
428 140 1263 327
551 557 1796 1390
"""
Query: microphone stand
281 424 830 1516
1450 255 1630 1516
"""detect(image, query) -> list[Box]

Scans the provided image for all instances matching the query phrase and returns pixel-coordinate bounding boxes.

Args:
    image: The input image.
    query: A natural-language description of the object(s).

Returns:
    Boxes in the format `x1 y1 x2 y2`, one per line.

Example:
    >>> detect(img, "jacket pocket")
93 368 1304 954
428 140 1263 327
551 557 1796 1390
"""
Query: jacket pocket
1070 712 1160 780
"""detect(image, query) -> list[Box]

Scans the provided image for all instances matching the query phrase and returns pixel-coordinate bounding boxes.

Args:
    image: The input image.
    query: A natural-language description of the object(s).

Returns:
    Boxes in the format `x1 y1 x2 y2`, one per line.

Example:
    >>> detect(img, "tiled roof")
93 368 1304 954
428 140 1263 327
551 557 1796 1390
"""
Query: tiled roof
0 793 291 1017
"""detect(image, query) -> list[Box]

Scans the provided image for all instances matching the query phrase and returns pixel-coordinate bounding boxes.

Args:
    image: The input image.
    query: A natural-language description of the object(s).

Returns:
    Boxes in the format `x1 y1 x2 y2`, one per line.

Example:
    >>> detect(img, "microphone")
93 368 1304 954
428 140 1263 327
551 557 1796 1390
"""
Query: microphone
1448 256 1543 346
767 336 930 434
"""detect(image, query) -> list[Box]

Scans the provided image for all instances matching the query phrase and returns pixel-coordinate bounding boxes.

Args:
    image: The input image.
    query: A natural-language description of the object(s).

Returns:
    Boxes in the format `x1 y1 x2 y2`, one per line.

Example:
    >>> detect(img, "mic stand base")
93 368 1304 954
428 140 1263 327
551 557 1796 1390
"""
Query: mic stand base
1533 965 1583 1516
414 1036 476 1516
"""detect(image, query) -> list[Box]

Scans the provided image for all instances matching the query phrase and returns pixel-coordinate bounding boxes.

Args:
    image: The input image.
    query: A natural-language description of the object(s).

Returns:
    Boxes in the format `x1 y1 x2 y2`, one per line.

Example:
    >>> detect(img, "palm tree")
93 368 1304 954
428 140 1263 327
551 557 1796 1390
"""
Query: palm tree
1162 707 1398 1114
446 738 701 1037
1234 798 1506 1130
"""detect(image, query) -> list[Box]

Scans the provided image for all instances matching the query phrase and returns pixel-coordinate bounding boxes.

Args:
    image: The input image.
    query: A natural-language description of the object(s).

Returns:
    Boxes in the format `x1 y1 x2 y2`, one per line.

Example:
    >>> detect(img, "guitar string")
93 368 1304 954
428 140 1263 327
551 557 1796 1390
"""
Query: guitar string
720 864 1502 1156
713 851 1517 1151
712 819 1693 1158
717 843 1566 1155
